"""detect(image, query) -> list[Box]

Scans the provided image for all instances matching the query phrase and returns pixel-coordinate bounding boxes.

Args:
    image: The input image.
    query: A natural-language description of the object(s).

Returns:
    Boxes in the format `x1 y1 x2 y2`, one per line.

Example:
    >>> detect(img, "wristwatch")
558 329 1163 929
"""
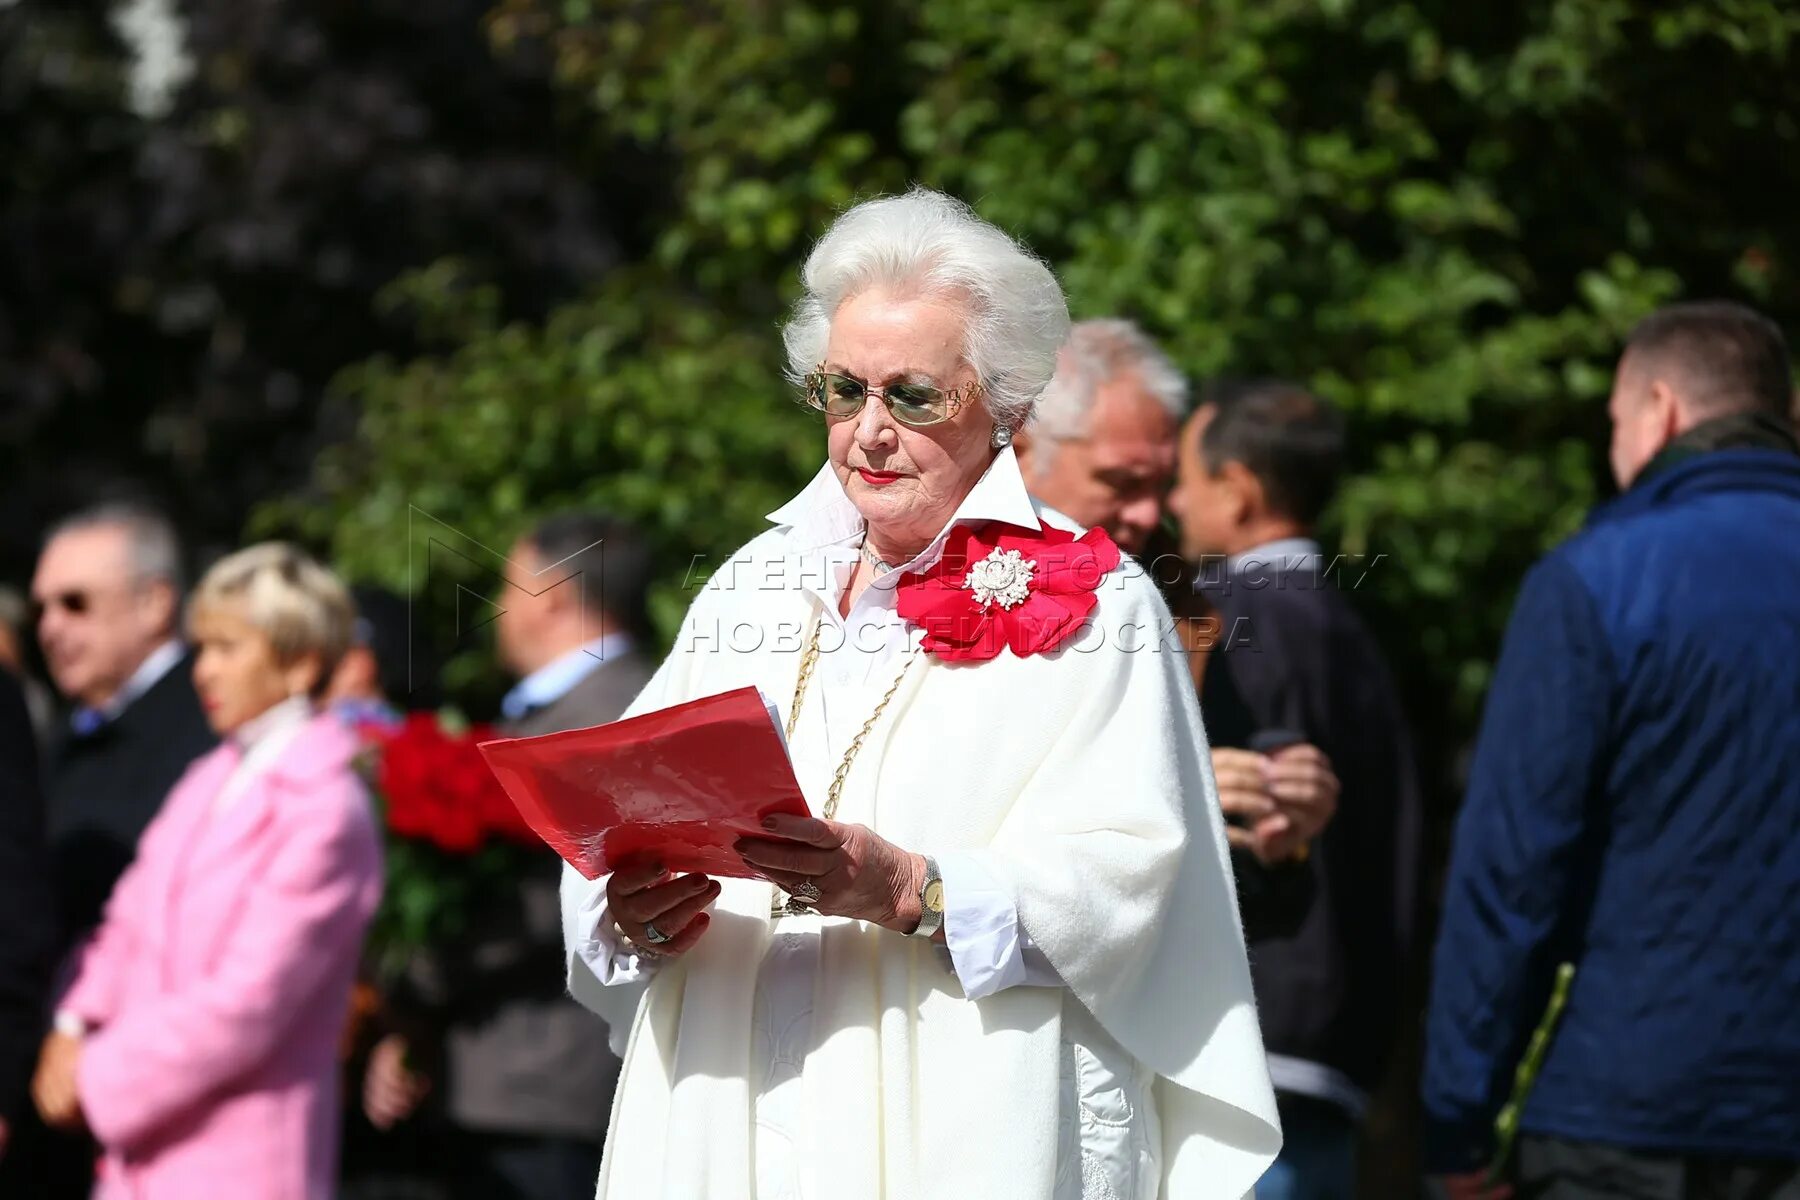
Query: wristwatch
910 855 945 939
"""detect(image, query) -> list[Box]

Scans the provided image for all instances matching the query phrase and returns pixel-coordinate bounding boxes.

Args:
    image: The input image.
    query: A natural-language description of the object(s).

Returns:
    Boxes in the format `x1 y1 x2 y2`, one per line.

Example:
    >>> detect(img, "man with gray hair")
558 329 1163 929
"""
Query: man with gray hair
31 502 214 954
1017 320 1339 944
16 502 213 1196
1014 317 1188 558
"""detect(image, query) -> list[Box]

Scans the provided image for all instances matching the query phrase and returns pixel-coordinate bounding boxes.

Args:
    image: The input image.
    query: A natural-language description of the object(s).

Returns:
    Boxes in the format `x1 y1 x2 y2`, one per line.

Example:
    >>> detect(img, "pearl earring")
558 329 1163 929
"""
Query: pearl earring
991 425 1013 449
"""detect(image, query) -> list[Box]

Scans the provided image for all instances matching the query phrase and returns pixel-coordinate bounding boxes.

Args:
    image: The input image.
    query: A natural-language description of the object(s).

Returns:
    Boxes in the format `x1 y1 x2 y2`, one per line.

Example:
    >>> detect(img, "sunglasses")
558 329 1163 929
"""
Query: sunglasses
801 365 983 428
31 590 92 621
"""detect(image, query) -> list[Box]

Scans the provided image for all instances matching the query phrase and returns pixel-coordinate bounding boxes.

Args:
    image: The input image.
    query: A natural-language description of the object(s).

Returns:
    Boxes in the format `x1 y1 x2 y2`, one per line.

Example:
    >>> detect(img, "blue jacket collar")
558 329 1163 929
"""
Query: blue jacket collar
1589 448 1800 531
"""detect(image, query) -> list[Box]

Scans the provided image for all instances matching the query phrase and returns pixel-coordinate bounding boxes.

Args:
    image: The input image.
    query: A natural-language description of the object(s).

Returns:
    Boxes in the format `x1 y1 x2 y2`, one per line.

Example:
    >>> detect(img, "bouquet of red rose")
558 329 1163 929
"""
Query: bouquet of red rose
354 710 539 980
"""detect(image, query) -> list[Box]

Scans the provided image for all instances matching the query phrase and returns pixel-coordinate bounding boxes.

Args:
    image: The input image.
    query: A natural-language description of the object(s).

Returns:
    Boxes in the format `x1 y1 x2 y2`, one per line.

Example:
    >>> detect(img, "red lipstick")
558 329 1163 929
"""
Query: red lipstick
857 468 904 486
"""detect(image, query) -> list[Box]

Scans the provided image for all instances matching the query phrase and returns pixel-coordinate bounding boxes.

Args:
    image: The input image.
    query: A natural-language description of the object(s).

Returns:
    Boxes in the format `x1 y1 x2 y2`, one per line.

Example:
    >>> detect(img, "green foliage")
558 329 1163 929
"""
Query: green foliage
260 260 819 667
0 0 642 583
274 0 1800 783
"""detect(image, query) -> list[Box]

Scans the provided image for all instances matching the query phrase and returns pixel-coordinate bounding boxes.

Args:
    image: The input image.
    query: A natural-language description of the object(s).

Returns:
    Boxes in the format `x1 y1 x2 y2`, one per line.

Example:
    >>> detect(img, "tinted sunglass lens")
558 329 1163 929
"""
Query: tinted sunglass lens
809 372 951 424
887 388 945 425
32 592 89 621
823 376 865 416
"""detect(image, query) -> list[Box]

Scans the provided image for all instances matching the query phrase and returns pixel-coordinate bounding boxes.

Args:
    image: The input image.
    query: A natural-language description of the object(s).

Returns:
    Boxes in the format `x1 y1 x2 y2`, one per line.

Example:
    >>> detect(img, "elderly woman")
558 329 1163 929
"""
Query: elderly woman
563 190 1279 1199
32 543 383 1200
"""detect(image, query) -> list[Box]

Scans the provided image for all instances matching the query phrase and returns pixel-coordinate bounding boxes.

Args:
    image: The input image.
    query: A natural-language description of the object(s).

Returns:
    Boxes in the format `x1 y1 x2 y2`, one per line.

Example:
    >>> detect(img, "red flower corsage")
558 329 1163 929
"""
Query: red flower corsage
896 522 1123 662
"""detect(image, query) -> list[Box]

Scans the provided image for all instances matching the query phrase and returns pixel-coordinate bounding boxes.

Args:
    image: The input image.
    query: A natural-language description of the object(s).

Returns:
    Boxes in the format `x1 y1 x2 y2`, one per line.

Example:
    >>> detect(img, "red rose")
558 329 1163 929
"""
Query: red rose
467 725 540 845
362 712 542 855
451 723 536 845
896 522 1122 662
373 714 486 854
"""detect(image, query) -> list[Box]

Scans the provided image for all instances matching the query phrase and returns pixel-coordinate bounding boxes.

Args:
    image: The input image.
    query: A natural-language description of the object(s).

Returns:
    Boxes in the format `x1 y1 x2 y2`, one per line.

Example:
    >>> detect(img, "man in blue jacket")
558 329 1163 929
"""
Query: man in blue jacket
1423 300 1800 1200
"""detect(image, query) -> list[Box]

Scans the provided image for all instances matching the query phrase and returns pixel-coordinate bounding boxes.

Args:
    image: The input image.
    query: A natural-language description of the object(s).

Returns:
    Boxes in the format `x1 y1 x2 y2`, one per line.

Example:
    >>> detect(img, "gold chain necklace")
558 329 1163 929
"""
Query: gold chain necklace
771 612 921 916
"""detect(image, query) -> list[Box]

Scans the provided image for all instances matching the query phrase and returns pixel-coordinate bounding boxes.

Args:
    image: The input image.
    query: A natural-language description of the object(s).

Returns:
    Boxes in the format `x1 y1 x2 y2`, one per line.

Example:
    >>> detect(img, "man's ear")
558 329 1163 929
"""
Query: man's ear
1220 461 1263 526
1649 377 1687 444
139 577 179 637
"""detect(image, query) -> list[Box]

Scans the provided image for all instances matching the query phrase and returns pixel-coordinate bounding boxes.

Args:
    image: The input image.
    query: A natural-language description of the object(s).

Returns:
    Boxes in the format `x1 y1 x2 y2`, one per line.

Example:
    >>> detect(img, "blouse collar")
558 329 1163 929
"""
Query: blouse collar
231 693 314 754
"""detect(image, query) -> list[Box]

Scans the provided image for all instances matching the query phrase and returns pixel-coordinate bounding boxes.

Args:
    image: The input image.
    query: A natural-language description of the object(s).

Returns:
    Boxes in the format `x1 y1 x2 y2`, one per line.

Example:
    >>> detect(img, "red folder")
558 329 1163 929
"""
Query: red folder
477 686 810 880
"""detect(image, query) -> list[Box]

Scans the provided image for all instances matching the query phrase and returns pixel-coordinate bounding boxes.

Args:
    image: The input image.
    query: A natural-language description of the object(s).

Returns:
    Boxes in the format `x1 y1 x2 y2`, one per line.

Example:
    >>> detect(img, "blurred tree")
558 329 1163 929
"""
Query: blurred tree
0 0 655 582
262 262 820 702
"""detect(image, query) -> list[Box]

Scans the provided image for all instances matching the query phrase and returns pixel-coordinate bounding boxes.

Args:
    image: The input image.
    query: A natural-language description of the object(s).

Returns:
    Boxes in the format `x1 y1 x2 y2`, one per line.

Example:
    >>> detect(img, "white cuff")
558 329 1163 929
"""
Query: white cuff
53 1011 89 1038
936 852 1061 1000
570 883 659 989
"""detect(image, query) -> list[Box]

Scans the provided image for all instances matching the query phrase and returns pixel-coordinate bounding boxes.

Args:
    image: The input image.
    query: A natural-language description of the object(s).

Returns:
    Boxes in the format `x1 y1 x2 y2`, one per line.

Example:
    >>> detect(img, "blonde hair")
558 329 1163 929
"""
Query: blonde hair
188 543 355 689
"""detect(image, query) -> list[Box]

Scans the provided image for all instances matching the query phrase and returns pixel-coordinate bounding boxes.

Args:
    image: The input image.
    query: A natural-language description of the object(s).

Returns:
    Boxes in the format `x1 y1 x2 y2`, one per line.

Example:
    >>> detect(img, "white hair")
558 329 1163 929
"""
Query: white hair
782 188 1071 429
1031 319 1189 453
49 501 187 596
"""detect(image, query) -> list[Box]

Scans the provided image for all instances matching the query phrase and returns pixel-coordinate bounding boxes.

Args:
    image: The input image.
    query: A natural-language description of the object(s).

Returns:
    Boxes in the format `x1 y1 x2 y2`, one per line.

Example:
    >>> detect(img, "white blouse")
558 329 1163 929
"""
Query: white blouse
213 694 314 815
573 449 1161 1199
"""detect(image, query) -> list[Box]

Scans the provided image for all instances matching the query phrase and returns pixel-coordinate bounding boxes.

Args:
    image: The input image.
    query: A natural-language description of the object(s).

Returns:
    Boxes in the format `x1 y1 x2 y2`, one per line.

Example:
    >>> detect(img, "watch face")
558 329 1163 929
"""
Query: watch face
923 878 945 914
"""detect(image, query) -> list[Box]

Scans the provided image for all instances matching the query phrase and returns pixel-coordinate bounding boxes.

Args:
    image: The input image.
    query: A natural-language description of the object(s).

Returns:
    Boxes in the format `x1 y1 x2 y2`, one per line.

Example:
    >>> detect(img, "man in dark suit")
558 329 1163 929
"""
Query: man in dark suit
1168 380 1424 1200
0 669 53 1183
366 512 654 1200
20 502 214 1197
1014 319 1337 942
31 503 216 957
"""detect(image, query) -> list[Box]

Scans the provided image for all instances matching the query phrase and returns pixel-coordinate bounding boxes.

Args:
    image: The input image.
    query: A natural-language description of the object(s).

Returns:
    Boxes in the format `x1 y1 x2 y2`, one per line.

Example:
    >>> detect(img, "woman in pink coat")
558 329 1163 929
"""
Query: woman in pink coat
32 543 383 1200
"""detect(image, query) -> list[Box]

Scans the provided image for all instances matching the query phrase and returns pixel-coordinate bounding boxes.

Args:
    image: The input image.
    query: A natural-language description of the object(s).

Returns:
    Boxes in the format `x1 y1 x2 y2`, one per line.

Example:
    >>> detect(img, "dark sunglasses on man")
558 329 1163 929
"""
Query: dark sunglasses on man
30 590 93 622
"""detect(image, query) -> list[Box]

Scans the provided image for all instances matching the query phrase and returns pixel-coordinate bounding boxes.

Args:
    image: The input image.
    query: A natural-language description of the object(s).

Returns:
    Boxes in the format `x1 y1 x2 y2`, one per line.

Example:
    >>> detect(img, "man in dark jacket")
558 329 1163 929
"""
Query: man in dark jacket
1014 318 1338 942
32 503 214 956
20 503 213 1198
0 670 53 1181
1424 301 1800 1200
366 512 654 1200
1168 379 1425 1200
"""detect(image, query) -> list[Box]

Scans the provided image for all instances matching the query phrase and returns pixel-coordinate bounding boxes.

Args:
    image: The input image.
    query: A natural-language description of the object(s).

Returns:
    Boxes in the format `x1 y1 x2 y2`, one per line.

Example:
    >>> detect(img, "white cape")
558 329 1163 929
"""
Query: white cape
562 513 1280 1199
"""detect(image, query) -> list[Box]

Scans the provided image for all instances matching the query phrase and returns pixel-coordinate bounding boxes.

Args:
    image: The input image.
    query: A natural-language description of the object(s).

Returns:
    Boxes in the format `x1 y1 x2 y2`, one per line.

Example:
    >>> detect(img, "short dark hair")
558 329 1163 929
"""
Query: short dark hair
1624 301 1793 420
1197 379 1346 527
349 585 441 710
523 510 654 641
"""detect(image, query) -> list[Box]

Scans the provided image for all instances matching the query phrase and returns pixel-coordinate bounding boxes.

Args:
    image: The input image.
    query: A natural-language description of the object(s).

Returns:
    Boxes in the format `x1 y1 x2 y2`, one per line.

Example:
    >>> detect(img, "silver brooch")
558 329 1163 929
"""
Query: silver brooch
965 547 1037 610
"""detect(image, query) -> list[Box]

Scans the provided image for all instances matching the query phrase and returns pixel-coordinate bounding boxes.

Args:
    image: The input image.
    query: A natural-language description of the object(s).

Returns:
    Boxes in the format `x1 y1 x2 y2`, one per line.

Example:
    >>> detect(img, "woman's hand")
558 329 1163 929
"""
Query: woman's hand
735 815 923 933
31 1031 85 1131
607 860 721 958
